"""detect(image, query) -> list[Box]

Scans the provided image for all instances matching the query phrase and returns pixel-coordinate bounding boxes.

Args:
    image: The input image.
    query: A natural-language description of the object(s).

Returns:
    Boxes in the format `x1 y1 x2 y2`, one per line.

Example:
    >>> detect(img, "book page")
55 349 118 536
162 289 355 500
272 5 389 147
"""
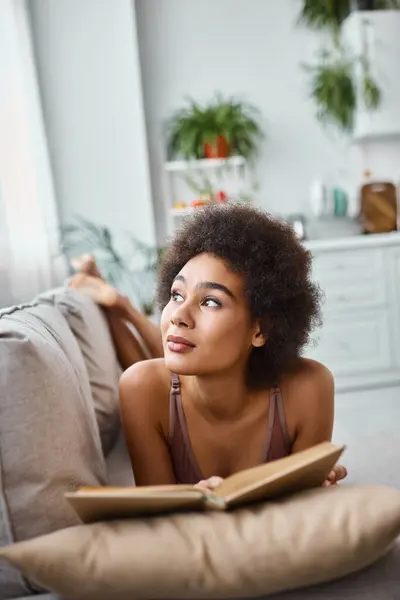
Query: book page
78 485 196 495
65 485 204 523
212 442 344 505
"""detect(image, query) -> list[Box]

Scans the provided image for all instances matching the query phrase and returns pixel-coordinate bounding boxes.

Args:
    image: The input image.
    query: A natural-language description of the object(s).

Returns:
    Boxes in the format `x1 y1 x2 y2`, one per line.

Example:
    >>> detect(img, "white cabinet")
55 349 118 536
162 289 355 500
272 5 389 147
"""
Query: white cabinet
307 309 392 375
312 248 387 311
342 10 400 141
305 235 400 392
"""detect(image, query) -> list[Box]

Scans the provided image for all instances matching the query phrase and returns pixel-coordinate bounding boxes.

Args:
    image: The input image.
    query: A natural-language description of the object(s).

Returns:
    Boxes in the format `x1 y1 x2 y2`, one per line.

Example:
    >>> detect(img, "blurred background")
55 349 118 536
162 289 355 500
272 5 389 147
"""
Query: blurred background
1 0 400 477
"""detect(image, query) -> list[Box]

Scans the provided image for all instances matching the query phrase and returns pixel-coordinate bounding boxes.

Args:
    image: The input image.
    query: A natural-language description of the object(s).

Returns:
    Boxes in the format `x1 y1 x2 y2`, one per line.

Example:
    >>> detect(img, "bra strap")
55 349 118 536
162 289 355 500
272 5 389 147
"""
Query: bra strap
169 373 181 440
263 387 277 461
171 372 181 395
275 386 291 453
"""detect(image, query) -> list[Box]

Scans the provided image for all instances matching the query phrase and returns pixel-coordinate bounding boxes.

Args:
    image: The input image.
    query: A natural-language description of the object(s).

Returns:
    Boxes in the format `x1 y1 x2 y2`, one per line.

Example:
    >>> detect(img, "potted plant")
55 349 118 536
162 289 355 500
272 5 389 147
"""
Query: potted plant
299 0 350 35
299 0 400 34
166 94 264 162
299 0 387 133
305 50 380 132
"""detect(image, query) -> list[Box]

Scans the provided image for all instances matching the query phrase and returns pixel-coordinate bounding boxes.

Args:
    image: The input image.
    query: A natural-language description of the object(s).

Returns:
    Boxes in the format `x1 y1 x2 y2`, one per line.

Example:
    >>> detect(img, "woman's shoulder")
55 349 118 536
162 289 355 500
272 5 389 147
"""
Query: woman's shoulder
289 357 333 384
282 358 334 406
119 359 172 411
280 359 335 449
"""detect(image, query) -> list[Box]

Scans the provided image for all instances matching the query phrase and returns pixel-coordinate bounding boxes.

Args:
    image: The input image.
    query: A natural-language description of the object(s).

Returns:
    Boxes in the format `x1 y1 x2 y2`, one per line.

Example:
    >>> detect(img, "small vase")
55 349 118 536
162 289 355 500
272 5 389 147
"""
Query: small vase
204 136 230 159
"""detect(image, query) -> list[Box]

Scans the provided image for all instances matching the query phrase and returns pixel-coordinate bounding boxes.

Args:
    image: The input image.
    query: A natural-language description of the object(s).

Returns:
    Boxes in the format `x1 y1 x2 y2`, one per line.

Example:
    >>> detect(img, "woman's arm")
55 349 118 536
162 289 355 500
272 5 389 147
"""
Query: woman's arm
119 361 176 486
290 361 347 485
290 362 335 453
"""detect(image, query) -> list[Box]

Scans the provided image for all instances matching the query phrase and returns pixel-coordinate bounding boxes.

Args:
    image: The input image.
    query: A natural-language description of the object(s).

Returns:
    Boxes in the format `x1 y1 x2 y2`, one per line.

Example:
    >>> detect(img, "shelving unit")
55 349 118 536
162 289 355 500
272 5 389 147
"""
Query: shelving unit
163 156 252 236
342 10 400 142
169 207 193 217
164 156 246 172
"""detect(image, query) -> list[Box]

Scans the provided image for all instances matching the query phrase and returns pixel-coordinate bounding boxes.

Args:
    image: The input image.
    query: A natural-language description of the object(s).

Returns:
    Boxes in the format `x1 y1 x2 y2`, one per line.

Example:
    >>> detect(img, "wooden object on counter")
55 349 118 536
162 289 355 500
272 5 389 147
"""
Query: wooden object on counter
360 181 397 234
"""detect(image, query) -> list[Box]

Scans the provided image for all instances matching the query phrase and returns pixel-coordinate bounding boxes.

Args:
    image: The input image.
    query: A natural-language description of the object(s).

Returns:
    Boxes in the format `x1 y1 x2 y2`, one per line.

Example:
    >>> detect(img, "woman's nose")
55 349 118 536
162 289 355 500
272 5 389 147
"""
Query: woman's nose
170 304 193 328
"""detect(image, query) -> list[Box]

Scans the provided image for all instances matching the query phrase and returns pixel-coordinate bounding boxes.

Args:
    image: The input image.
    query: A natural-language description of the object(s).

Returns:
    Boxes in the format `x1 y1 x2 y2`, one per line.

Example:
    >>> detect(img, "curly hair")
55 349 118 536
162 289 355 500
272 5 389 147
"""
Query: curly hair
157 204 322 389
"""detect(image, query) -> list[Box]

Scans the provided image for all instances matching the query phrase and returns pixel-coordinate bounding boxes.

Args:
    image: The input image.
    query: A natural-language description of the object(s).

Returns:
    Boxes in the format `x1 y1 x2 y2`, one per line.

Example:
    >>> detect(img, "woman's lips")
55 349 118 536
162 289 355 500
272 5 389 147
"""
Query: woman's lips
167 335 195 353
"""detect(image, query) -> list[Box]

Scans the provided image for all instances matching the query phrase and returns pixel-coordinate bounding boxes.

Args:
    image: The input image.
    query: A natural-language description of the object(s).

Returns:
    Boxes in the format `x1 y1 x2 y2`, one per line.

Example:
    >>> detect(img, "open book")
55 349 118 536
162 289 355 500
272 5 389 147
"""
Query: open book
65 441 344 523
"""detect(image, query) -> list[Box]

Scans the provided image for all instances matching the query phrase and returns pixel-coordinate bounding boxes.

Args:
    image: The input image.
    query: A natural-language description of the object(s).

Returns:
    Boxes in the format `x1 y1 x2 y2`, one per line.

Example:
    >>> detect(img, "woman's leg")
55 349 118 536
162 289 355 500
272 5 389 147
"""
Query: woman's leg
105 310 149 370
69 256 163 368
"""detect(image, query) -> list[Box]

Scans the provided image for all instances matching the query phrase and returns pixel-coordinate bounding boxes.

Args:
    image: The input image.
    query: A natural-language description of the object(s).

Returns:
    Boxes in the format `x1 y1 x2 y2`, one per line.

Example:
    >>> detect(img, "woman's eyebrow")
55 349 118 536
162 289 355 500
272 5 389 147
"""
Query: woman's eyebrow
197 281 235 299
173 275 235 299
173 275 186 284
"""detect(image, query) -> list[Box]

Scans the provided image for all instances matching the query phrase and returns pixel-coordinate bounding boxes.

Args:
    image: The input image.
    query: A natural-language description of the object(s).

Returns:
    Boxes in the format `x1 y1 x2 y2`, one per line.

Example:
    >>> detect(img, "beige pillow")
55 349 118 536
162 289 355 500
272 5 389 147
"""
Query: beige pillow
37 288 122 455
0 302 107 596
1 485 400 599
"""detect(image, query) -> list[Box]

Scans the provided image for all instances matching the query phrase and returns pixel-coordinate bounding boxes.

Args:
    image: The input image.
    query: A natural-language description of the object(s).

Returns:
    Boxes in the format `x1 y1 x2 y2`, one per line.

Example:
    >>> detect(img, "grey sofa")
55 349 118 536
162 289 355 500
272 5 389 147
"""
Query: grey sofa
0 287 399 600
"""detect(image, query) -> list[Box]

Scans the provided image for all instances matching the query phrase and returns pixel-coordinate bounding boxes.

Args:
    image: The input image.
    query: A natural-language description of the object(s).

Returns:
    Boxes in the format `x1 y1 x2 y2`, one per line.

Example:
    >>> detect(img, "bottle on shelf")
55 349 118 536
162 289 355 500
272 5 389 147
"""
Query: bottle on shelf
309 180 327 218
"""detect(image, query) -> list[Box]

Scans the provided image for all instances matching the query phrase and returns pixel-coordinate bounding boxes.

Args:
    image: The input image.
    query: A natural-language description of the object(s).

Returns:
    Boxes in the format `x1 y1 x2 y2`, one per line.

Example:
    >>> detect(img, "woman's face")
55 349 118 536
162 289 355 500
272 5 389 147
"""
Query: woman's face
161 253 264 377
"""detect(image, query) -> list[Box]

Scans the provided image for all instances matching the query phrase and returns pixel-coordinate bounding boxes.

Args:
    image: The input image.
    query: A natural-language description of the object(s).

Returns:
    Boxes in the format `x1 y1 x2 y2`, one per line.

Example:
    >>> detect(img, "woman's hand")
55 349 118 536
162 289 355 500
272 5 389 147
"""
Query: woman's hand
194 476 223 492
323 464 348 487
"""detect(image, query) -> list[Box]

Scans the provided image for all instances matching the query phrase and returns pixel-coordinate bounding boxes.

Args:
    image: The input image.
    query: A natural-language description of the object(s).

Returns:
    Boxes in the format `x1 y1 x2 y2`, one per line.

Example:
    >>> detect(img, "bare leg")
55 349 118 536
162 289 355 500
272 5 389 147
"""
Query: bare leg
68 256 163 364
106 311 148 370
116 295 163 359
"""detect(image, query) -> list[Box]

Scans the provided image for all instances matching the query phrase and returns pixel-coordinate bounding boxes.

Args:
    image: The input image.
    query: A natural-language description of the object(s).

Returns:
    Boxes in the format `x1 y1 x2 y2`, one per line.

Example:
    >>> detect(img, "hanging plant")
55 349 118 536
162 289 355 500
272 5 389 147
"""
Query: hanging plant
299 0 389 133
299 0 400 33
299 0 350 35
305 49 381 132
360 55 381 109
306 54 356 132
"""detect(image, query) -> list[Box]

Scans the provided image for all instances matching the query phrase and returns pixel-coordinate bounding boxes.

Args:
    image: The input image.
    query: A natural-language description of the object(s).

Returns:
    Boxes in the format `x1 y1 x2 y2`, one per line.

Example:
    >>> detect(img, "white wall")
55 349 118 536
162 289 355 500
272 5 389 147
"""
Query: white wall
136 0 355 240
29 0 156 252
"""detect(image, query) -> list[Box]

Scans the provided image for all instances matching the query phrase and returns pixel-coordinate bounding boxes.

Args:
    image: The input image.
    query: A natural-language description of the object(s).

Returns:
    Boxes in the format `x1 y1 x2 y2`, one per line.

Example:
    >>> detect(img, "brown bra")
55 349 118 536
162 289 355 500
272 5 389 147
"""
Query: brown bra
167 373 291 484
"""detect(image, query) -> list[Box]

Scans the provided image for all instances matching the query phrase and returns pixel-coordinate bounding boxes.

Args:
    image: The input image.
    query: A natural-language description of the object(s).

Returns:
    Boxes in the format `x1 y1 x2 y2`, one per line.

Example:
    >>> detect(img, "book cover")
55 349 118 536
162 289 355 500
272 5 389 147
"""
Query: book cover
65 442 345 523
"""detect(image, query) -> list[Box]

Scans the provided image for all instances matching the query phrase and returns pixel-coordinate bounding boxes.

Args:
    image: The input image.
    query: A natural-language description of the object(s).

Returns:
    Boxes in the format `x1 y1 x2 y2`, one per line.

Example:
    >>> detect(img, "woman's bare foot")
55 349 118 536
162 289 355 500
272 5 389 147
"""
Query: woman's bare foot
68 273 120 308
71 254 103 280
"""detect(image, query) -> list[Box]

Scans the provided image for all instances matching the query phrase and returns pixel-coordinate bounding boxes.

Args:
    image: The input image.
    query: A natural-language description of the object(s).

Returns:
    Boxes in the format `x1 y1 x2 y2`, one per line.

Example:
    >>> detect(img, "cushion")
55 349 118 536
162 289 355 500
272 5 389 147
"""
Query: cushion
0 488 28 599
266 536 400 599
0 302 107 596
1 484 400 599
36 288 122 455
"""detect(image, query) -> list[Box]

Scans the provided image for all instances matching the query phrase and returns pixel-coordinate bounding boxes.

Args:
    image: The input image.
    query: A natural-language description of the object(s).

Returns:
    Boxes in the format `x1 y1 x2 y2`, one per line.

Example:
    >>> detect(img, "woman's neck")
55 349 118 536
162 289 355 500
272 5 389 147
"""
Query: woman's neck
186 368 254 421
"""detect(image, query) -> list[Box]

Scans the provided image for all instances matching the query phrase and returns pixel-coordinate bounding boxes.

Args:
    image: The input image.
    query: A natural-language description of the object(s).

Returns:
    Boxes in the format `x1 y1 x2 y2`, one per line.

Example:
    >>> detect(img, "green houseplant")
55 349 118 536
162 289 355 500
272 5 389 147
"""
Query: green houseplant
300 0 400 33
298 0 391 133
305 50 381 132
166 94 264 162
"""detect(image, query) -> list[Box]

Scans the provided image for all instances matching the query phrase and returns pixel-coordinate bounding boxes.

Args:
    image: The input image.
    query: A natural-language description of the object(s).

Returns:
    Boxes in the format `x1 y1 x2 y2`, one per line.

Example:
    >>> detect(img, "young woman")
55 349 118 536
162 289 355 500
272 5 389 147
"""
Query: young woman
70 205 347 491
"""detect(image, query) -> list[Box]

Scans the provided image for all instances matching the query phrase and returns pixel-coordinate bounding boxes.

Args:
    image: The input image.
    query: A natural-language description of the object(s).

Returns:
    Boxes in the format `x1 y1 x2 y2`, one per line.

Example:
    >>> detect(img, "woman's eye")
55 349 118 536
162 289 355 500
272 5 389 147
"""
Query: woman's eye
202 297 221 308
171 290 184 303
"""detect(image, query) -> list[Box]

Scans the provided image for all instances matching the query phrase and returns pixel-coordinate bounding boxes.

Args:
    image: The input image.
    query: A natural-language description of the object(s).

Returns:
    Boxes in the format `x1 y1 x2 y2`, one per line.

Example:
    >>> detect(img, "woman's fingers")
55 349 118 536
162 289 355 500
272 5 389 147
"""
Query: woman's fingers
206 476 223 489
194 476 223 491
323 464 348 487
333 464 348 482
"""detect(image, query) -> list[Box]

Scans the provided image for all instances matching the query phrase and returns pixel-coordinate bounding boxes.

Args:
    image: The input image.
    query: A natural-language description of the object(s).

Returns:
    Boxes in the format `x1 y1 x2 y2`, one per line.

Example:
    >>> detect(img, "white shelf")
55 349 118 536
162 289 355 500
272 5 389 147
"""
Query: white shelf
170 207 194 216
164 156 245 172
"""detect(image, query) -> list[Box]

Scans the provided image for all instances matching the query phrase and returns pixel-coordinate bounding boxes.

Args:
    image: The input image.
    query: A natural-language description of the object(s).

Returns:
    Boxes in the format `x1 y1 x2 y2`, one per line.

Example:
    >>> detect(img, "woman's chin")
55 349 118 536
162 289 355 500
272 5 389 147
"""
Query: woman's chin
164 352 198 375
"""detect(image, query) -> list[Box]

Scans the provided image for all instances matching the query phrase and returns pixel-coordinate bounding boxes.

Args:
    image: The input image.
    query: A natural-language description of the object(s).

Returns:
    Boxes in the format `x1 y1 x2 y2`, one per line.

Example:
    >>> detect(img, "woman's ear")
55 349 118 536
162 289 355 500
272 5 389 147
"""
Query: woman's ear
252 326 266 348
